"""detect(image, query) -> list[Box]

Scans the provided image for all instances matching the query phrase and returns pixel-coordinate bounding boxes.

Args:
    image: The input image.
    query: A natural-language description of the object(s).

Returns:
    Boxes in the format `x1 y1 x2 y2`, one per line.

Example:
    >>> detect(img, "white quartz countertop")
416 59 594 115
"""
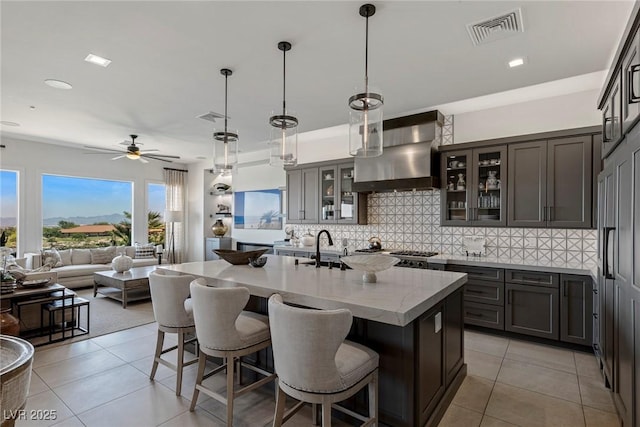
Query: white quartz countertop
428 254 598 280
160 254 467 327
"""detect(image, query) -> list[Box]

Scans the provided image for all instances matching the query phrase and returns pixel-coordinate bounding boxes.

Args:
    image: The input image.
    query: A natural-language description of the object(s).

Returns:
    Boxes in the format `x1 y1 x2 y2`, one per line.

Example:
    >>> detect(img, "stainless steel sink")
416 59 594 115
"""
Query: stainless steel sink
299 260 351 269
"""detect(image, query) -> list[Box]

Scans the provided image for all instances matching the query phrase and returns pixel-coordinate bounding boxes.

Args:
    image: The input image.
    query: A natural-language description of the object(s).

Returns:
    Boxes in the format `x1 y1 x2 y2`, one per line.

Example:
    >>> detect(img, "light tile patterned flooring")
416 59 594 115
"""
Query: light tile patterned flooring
15 325 619 427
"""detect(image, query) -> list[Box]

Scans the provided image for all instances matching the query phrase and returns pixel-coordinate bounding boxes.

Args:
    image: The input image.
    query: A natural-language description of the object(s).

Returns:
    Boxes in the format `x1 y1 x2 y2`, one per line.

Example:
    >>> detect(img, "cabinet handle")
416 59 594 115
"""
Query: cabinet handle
465 311 484 318
603 227 615 279
630 64 640 103
548 206 554 222
542 206 547 222
603 117 612 143
521 276 543 282
563 283 568 298
593 313 598 319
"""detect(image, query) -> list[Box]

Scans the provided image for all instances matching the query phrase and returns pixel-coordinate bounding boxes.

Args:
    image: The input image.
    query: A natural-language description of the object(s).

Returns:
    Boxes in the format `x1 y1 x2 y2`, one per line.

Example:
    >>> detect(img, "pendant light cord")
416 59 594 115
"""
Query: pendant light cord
224 73 228 139
282 48 287 117
364 13 369 93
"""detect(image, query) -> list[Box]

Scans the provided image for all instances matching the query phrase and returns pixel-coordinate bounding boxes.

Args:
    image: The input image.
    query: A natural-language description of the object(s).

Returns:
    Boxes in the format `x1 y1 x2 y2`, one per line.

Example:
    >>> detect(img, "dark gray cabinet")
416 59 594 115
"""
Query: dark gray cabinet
285 167 318 224
445 264 505 331
508 136 593 228
441 146 507 226
560 274 593 346
505 282 559 340
318 162 367 224
507 141 547 227
623 30 640 134
601 70 623 159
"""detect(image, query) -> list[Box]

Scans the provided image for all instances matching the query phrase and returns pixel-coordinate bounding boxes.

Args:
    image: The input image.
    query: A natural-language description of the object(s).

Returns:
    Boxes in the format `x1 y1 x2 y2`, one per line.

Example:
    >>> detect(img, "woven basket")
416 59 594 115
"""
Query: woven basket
213 249 269 265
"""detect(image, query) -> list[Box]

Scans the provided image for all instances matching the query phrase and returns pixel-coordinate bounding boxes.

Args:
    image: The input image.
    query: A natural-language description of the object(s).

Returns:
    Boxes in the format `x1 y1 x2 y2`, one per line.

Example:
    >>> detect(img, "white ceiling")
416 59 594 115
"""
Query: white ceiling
0 1 633 164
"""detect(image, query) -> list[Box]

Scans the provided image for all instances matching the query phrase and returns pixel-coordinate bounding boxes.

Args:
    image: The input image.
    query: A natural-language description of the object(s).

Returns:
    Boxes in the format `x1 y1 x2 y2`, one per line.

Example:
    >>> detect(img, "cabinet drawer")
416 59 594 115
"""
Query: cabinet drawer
427 263 446 271
506 270 559 287
464 302 504 330
464 281 504 306
446 265 504 282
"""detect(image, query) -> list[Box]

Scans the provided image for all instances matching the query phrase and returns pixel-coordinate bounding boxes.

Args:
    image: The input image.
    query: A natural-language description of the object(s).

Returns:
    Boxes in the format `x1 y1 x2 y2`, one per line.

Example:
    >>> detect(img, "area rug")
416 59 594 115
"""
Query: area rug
28 287 156 347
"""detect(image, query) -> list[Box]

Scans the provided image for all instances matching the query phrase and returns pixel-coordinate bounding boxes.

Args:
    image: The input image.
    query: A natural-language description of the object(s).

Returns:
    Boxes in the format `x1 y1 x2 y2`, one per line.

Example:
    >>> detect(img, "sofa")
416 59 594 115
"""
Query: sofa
24 245 161 289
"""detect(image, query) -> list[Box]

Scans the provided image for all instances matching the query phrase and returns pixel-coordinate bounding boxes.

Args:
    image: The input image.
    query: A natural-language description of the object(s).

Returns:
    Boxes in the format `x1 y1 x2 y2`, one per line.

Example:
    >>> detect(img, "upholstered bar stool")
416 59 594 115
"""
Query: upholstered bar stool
268 294 379 427
148 270 198 396
189 279 276 426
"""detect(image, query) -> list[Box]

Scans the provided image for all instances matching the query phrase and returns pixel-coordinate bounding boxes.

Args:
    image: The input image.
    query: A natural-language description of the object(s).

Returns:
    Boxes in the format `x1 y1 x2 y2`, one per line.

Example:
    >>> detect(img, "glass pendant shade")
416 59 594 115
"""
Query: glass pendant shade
349 84 383 157
269 41 298 167
269 110 298 167
213 129 238 176
212 68 238 175
349 4 384 158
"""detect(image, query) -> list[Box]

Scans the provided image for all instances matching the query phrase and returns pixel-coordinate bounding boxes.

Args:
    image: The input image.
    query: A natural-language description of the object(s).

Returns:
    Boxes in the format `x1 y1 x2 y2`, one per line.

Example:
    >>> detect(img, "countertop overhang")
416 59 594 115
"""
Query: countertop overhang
159 254 467 327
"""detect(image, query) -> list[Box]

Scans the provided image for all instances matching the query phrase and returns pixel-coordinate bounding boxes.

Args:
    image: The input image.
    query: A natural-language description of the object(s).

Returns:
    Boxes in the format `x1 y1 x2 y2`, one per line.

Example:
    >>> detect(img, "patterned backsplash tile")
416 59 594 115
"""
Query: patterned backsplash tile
291 189 597 264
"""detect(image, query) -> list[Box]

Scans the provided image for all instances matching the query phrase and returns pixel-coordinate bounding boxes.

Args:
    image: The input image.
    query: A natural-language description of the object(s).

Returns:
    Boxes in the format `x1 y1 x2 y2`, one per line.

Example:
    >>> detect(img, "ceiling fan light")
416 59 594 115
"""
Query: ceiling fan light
126 152 140 160
269 41 298 168
348 4 384 158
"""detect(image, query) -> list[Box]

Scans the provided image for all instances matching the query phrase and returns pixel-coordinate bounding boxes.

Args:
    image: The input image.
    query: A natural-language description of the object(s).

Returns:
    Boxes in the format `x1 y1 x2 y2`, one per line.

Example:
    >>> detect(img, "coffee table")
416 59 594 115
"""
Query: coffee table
93 265 157 308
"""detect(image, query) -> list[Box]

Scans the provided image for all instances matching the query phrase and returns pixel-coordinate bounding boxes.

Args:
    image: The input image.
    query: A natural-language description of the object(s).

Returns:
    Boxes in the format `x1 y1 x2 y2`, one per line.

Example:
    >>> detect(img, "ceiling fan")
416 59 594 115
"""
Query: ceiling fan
84 134 180 163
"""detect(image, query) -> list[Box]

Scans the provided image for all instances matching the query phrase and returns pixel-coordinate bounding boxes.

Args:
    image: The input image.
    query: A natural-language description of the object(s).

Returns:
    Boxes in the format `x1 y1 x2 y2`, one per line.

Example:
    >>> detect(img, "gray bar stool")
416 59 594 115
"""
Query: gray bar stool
148 270 198 396
268 293 379 427
189 278 276 426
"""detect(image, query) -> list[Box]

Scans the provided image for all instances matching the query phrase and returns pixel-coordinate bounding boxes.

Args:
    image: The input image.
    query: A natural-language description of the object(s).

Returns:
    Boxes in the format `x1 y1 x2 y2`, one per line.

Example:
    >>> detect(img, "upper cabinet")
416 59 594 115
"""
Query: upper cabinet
623 30 640 135
286 160 367 225
441 146 507 227
318 162 367 224
440 127 600 229
601 71 623 159
286 167 319 224
509 136 593 228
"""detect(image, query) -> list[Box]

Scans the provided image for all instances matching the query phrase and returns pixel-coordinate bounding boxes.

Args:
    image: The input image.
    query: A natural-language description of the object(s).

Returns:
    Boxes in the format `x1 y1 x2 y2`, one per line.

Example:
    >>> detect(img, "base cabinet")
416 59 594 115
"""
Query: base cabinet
204 237 232 261
560 274 593 346
505 283 559 340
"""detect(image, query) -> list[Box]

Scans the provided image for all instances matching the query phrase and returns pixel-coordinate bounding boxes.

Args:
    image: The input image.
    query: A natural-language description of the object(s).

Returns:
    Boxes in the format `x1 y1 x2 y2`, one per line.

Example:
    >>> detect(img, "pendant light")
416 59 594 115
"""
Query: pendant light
269 41 298 167
348 4 383 158
213 68 238 175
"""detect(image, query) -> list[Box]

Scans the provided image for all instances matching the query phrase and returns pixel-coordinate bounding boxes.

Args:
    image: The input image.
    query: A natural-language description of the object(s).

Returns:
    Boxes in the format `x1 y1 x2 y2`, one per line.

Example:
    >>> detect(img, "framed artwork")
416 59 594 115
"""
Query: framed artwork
234 189 283 230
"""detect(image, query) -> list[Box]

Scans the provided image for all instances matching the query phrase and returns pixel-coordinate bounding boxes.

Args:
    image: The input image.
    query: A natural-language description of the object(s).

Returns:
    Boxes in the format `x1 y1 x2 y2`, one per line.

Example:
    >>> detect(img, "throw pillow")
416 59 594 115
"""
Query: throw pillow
41 248 63 268
71 248 92 265
134 243 155 259
58 249 72 266
90 246 116 264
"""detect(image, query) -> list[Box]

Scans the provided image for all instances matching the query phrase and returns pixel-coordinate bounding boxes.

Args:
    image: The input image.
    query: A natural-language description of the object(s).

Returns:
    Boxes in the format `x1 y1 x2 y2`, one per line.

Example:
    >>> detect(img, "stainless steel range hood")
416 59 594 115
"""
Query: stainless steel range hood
352 110 443 192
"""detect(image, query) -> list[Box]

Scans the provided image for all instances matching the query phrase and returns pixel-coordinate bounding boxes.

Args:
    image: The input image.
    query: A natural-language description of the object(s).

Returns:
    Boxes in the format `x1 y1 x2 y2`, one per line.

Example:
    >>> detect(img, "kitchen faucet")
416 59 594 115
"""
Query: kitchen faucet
316 229 334 268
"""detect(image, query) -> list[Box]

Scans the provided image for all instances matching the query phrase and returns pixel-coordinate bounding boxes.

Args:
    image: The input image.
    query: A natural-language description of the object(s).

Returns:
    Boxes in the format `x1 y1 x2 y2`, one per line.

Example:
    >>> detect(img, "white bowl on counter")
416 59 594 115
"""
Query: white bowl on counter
301 235 315 246
340 255 400 283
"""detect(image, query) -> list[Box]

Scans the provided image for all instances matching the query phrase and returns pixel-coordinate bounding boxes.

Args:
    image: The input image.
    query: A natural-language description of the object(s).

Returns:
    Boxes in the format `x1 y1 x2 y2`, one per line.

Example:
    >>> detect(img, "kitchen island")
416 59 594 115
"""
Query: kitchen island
161 255 467 427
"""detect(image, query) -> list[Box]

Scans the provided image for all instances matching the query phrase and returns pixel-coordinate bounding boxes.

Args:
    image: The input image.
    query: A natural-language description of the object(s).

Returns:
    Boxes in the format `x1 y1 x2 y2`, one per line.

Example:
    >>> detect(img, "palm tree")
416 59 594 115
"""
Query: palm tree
148 211 165 245
111 211 131 245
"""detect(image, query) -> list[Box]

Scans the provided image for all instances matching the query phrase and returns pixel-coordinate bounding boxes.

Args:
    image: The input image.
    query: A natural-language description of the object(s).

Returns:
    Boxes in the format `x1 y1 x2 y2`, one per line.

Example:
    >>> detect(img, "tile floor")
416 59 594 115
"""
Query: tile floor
14 325 620 427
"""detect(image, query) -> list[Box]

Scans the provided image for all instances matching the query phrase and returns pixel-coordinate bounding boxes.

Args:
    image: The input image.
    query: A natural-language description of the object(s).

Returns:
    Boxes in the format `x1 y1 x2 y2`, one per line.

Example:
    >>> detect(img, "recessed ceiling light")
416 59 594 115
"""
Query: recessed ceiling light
196 156 207 160
44 79 72 90
85 54 112 67
508 58 525 68
0 121 20 127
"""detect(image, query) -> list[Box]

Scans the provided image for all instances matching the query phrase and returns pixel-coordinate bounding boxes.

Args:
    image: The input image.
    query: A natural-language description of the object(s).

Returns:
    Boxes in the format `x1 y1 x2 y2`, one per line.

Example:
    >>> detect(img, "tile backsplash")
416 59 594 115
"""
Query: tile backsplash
291 190 597 264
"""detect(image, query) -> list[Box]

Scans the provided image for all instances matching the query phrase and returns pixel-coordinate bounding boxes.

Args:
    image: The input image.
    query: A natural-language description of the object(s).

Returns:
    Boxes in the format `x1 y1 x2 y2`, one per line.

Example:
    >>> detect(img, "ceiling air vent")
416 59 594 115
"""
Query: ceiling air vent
466 8 524 46
196 111 227 123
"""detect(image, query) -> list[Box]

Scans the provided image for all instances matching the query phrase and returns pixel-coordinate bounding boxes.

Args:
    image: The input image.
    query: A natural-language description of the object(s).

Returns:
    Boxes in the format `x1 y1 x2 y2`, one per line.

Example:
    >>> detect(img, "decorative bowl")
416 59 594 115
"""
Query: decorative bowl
340 255 400 283
214 249 270 265
249 256 268 268
20 278 50 288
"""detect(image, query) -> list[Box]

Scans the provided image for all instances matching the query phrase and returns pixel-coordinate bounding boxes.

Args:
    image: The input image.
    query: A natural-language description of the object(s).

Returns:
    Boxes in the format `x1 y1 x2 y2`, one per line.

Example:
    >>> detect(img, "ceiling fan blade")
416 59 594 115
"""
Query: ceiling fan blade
119 140 144 146
139 157 149 164
139 149 159 153
111 155 126 160
84 145 122 154
142 154 174 163
142 153 181 159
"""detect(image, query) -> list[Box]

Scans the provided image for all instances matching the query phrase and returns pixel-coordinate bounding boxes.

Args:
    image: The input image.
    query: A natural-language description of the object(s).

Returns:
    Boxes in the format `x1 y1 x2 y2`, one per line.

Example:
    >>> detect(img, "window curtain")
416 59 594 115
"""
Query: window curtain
164 168 187 264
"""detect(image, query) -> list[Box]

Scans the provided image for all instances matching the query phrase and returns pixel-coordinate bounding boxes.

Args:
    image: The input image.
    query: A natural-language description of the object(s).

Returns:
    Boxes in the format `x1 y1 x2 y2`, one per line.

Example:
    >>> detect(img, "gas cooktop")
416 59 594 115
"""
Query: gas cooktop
388 251 439 257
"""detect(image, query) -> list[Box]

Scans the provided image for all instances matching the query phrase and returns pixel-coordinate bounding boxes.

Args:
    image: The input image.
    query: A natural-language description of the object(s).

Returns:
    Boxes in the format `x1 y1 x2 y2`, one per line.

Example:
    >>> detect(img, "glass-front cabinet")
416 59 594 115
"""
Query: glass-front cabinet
441 146 507 226
319 163 363 224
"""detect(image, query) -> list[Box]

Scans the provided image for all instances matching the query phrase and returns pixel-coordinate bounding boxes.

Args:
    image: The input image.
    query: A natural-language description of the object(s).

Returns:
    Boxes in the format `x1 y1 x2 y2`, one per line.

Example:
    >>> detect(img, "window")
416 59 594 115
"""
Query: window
147 182 166 245
0 170 18 251
42 174 133 248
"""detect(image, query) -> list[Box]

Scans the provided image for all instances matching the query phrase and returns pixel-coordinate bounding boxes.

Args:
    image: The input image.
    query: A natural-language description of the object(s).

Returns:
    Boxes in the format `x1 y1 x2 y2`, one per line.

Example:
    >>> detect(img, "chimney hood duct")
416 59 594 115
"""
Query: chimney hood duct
352 110 443 193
